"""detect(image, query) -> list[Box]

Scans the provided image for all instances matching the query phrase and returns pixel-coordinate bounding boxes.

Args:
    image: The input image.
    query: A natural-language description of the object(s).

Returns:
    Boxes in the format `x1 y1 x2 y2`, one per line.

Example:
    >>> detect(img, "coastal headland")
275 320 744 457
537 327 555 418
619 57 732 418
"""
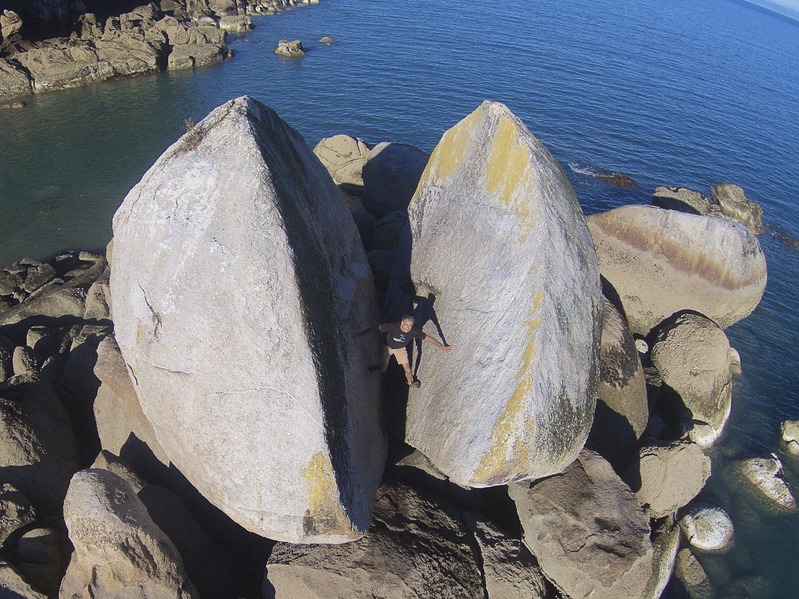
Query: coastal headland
0 0 319 105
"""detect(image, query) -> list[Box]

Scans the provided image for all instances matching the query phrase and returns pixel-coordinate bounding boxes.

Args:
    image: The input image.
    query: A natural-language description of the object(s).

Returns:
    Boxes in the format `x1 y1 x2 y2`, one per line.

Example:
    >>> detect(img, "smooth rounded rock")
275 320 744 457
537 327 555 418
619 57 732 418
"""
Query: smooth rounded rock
780 420 799 456
679 504 734 552
405 101 601 487
627 440 711 518
651 312 737 447
313 134 371 187
588 205 767 336
711 182 765 234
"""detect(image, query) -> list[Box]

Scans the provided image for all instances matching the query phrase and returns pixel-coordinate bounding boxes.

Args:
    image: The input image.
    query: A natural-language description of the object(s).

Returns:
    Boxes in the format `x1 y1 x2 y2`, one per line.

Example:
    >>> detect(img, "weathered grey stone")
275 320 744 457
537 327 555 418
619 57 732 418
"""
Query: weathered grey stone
218 15 252 32
627 440 711 518
110 97 384 542
60 468 198 599
1 10 23 41
21 263 56 294
361 141 429 218
711 182 765 234
405 101 601 487
167 42 225 69
0 560 47 599
587 205 767 335
319 36 335 44
651 313 737 447
737 455 797 511
0 335 14 381
84 276 111 320
781 419 799 455
313 134 371 187
16 37 162 94
674 548 713 599
464 514 552 598
15 527 66 597
586 297 648 469
274 38 305 57
0 483 36 545
0 376 80 516
0 59 32 101
12 345 39 376
649 518 682 599
265 482 541 598
679 504 734 552
653 186 719 217
93 336 168 467
509 450 655 599
92 451 241 598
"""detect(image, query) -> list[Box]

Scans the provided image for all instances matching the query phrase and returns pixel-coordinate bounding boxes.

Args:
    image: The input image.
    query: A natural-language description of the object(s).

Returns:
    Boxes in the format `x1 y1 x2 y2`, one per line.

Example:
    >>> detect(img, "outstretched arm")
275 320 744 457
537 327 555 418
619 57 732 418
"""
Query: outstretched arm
352 324 379 338
424 335 452 353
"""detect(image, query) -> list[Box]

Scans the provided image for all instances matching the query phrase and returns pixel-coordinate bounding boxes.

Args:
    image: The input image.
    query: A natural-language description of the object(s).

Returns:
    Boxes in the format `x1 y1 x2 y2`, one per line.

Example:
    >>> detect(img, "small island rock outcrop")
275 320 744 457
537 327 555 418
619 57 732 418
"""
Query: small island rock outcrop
110 96 385 543
405 101 602 487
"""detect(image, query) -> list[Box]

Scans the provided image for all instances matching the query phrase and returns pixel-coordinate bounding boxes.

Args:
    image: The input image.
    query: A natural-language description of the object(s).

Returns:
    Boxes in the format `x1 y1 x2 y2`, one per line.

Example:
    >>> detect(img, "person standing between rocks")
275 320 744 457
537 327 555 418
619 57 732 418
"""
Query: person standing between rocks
354 315 451 387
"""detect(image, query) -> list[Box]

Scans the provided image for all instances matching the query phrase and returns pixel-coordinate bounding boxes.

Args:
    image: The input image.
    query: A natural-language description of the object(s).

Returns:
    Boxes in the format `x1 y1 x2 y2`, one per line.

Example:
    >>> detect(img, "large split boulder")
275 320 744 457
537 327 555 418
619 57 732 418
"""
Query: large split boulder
110 96 385 542
587 205 767 336
651 312 737 447
509 450 656 599
405 101 602 487
265 482 551 598
60 468 198 599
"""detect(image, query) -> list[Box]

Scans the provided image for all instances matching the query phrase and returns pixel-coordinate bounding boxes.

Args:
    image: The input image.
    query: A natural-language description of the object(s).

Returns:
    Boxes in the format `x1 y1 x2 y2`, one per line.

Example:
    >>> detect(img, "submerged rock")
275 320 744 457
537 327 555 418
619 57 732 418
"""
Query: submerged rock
274 39 305 57
679 503 734 552
405 101 601 487
588 205 767 336
737 455 797 511
673 548 713 599
509 450 655 599
651 312 738 447
111 96 385 542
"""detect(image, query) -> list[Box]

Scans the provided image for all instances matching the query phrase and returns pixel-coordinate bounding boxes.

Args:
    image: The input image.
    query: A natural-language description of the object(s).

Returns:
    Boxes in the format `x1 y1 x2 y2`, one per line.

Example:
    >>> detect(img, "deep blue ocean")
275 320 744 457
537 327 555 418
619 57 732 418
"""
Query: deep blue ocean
1 0 798 595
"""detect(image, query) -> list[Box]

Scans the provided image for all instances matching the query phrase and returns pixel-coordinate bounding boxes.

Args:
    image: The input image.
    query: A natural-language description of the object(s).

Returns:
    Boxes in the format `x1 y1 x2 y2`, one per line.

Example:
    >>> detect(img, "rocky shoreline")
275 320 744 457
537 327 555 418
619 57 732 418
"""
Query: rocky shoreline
0 97 793 598
0 0 318 105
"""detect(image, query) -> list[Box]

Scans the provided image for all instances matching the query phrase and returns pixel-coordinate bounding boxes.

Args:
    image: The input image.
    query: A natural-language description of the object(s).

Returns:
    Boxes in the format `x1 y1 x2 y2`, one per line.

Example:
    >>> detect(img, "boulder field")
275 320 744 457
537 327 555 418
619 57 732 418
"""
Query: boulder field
0 97 779 597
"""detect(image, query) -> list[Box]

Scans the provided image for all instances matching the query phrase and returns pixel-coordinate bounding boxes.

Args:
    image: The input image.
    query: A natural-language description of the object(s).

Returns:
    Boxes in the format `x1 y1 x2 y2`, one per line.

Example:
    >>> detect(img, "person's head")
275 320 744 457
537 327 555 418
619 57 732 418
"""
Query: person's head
400 315 415 332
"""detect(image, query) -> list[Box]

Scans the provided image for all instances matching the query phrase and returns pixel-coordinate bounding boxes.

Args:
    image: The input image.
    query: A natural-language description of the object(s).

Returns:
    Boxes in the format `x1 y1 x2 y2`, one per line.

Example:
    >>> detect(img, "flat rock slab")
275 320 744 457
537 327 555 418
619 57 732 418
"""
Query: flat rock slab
405 101 601 487
737 456 797 511
587 205 767 336
111 97 384 542
509 450 655 599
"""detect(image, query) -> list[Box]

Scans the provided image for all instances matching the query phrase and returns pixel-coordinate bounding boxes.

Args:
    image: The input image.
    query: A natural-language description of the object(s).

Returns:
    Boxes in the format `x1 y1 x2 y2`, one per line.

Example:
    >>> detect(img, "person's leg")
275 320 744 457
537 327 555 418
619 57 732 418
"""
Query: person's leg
391 347 416 386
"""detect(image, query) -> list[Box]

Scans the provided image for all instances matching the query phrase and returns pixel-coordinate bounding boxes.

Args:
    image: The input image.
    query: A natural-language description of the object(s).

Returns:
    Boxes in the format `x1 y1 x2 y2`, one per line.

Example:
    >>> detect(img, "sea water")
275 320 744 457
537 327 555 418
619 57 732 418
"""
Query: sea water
1 0 798 595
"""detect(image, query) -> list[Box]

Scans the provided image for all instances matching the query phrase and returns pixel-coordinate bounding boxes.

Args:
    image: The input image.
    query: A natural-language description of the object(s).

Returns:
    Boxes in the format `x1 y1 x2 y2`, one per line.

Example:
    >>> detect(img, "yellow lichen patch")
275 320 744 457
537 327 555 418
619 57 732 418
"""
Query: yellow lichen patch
300 451 352 537
474 293 543 484
421 108 481 185
485 118 536 243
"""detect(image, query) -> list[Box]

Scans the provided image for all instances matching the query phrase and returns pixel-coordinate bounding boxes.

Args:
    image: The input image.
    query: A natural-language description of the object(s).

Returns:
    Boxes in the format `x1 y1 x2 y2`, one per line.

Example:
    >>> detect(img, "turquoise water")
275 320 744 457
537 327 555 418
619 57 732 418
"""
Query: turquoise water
1 0 799 595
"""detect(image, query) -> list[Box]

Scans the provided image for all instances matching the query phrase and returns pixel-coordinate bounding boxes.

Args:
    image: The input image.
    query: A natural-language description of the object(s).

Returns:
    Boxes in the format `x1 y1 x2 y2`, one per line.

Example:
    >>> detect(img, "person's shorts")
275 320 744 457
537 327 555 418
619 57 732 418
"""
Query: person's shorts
386 345 409 366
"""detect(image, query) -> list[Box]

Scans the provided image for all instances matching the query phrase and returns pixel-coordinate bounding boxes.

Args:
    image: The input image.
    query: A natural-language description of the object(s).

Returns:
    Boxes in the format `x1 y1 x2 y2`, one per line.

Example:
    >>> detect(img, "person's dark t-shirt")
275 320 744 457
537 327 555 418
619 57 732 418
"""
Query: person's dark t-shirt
379 322 427 349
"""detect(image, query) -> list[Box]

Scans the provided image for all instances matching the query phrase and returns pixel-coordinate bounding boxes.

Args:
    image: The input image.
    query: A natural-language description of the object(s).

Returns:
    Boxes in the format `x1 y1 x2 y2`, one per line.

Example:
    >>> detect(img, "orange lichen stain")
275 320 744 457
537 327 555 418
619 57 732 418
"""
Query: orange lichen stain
474 292 544 485
485 118 536 243
300 451 352 537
